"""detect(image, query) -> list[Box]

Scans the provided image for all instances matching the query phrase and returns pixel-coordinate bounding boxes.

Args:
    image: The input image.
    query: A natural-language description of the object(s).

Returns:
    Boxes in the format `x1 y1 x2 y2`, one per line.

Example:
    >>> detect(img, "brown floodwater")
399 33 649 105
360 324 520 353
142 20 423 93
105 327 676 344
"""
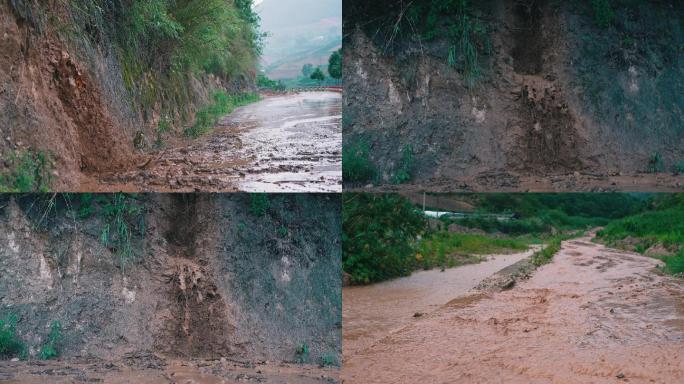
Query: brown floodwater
342 235 684 383
89 92 341 192
0 357 339 384
343 248 538 357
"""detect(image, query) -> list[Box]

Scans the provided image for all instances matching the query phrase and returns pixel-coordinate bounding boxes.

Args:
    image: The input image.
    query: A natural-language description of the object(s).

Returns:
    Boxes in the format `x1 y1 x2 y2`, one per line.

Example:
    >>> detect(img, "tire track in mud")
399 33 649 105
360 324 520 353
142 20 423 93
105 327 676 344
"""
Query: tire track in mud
342 235 684 384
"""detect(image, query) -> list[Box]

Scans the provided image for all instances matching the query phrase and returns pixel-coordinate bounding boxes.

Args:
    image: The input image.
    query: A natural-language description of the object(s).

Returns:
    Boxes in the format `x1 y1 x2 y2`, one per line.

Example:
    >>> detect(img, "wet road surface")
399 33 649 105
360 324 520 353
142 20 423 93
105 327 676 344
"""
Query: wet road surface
342 235 684 383
91 92 341 192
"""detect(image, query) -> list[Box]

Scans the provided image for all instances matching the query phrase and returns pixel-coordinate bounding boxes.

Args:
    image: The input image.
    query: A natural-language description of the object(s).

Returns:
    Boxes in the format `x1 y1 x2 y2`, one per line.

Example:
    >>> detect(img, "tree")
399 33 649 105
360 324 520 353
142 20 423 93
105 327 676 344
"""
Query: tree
310 68 325 84
328 49 342 80
302 63 314 78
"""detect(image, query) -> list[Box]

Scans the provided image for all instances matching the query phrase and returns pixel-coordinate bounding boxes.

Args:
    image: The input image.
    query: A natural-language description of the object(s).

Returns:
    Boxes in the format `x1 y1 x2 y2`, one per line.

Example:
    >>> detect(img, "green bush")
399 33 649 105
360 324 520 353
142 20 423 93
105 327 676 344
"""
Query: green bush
392 145 414 185
648 152 664 173
249 194 270 217
342 140 376 184
343 193 427 284
0 150 53 192
591 0 614 28
39 321 62 360
99 194 146 273
295 343 310 363
0 314 25 359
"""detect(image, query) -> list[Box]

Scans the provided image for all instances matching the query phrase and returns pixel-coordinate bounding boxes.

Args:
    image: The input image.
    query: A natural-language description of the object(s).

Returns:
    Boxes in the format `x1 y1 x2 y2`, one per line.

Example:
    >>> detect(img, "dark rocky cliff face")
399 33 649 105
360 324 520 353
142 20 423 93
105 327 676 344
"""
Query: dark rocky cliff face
343 0 684 188
0 194 340 364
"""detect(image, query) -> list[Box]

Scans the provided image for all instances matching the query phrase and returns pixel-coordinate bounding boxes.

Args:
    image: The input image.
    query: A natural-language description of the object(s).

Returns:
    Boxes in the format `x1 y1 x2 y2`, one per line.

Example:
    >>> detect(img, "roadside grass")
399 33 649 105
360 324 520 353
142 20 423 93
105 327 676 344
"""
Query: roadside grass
596 202 684 275
0 150 53 192
184 92 260 138
416 232 529 270
530 237 562 266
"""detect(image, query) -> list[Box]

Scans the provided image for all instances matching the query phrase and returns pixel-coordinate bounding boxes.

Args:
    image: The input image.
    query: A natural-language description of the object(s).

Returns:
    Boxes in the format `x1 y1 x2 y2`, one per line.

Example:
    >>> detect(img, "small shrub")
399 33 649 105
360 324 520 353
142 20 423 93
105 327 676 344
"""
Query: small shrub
100 194 145 273
39 321 62 360
672 160 684 175
392 144 413 185
342 140 376 184
249 194 270 216
295 343 310 363
320 353 338 367
591 0 614 28
648 152 664 173
277 226 288 237
0 314 25 359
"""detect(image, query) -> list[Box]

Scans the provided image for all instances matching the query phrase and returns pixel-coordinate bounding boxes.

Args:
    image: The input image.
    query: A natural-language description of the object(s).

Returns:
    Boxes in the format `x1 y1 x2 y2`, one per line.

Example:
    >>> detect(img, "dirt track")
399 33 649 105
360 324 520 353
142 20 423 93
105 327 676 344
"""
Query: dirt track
0 356 339 384
342 235 684 383
87 92 341 192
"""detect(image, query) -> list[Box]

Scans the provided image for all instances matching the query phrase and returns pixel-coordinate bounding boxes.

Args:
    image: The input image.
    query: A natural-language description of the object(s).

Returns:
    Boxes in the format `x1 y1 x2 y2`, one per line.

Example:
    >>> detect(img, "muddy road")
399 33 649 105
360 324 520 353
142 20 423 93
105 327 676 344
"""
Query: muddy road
89 92 341 192
353 173 684 193
342 235 684 383
0 356 339 383
343 248 537 357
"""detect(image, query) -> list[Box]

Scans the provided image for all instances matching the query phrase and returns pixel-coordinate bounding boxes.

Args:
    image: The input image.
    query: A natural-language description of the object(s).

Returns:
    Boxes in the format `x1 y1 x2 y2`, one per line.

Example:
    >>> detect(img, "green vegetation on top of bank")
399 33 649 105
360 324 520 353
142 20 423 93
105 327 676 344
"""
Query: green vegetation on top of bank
596 195 684 275
342 193 665 285
11 0 263 134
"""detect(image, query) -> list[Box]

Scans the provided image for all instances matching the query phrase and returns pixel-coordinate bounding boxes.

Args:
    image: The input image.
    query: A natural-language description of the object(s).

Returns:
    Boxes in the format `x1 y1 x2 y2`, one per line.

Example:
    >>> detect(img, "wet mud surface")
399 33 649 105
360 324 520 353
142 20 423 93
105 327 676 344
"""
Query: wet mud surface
89 92 341 192
0 356 339 384
343 235 684 383
355 172 684 193
343 249 536 357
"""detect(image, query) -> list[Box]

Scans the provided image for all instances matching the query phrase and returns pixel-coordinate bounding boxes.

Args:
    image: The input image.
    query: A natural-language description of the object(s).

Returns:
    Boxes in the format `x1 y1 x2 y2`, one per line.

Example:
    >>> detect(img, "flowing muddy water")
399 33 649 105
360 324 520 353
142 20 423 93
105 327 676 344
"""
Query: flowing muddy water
90 92 341 192
0 357 339 383
343 248 538 357
342 235 684 384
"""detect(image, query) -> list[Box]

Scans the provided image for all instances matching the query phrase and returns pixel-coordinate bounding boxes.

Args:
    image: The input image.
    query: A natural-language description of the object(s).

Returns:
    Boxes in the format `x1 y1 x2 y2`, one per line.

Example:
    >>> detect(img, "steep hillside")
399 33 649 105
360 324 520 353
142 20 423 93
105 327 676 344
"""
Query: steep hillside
0 0 261 191
343 0 684 191
0 193 341 365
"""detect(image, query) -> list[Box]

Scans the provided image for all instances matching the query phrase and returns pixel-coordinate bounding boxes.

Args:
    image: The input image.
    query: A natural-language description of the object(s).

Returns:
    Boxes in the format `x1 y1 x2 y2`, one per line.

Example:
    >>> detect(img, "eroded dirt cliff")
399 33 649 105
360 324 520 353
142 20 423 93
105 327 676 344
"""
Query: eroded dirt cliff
0 193 341 381
344 0 684 191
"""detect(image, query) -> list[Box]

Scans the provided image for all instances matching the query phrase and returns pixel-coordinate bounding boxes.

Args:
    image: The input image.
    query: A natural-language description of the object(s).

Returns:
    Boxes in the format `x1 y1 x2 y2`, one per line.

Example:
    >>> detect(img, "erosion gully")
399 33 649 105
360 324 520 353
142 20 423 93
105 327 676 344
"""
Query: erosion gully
342 235 684 383
87 91 341 192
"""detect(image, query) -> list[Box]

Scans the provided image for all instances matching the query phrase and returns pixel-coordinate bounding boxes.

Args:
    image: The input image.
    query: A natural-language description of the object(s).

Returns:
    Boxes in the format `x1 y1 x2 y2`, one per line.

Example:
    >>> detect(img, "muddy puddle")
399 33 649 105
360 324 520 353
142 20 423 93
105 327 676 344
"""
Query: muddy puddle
89 92 341 192
343 249 537 357
342 235 684 383
0 356 339 384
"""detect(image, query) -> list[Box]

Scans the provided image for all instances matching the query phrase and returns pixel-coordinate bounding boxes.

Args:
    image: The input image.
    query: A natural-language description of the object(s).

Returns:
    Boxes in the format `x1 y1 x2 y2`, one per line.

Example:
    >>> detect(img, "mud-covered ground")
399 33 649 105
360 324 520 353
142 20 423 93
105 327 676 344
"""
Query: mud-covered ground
343 234 684 383
355 172 684 193
0 356 338 384
343 249 537 357
89 92 341 192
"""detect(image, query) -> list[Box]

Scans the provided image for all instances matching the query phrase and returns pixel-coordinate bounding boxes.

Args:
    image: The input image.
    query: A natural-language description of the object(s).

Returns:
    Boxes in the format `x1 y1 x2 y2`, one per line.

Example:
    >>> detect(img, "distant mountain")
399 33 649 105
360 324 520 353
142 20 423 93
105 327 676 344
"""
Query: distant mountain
256 0 341 79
